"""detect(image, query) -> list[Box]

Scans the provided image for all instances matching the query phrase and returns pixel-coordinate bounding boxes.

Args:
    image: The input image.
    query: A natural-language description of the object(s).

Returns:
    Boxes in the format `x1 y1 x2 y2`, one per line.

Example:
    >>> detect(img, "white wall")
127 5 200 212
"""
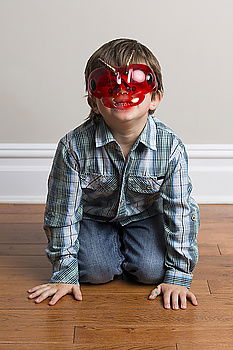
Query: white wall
1 0 233 144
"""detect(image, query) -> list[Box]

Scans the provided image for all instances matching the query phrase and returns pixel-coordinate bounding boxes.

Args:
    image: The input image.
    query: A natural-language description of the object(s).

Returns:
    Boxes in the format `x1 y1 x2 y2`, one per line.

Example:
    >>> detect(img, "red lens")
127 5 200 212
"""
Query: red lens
88 64 157 98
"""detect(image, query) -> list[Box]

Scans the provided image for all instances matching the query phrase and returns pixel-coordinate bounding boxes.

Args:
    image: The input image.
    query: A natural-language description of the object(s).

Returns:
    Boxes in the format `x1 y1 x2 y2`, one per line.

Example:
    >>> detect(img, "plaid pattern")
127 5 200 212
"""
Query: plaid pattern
44 114 200 288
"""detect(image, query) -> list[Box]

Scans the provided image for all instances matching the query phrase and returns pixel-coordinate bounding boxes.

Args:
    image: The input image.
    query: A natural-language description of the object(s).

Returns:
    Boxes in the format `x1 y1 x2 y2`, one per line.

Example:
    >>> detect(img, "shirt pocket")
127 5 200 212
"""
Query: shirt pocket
126 176 164 210
127 176 164 194
80 173 119 202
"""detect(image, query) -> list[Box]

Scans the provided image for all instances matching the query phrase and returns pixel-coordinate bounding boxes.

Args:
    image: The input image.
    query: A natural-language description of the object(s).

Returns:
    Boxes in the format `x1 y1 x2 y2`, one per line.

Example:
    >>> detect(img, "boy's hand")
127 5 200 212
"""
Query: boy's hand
27 283 82 305
148 283 198 310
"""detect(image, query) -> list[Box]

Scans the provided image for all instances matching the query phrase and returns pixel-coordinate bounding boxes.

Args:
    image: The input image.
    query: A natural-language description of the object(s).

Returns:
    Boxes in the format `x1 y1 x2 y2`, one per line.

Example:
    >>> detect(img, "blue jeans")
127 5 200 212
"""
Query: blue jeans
78 214 166 285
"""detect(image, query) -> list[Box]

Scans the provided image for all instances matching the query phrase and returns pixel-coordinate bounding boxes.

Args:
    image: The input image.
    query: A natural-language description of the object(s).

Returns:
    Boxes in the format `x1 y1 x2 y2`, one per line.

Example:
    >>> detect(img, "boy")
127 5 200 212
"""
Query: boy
28 38 200 310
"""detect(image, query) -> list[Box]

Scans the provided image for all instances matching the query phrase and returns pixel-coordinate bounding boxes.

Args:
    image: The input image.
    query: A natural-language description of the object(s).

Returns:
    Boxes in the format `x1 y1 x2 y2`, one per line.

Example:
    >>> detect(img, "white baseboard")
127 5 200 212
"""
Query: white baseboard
0 144 233 204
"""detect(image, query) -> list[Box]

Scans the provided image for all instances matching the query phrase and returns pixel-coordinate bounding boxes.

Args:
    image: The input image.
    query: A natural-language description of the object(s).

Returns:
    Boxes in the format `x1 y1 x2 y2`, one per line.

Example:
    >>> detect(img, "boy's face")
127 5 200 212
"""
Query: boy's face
88 62 162 125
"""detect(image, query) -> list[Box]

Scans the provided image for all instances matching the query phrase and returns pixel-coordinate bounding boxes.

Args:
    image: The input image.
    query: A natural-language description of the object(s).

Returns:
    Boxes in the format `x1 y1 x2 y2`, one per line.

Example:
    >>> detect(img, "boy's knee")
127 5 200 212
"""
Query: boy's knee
79 263 117 284
124 259 165 284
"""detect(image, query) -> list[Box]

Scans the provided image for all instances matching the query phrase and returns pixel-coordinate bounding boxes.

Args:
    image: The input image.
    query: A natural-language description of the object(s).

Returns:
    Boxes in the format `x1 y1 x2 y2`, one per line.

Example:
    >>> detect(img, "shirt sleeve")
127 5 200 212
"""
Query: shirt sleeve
160 142 200 289
43 138 82 285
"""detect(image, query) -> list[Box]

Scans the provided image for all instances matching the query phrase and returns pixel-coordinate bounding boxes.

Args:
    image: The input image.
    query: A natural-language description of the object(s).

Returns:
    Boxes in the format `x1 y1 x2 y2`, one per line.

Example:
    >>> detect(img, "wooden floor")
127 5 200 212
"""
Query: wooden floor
0 204 233 349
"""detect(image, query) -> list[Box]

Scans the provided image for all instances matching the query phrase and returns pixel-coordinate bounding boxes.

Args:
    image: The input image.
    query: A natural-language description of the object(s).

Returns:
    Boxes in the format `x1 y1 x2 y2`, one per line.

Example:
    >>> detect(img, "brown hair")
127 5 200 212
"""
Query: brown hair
84 38 163 122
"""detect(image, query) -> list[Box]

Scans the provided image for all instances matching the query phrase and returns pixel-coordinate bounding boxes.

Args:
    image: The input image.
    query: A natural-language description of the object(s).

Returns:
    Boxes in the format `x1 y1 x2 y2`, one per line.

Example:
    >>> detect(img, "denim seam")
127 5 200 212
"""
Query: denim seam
112 230 125 274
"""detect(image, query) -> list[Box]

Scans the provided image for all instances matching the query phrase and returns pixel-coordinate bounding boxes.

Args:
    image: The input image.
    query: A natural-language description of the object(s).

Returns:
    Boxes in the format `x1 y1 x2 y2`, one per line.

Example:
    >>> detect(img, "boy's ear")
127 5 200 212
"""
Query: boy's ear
149 90 163 110
87 96 100 114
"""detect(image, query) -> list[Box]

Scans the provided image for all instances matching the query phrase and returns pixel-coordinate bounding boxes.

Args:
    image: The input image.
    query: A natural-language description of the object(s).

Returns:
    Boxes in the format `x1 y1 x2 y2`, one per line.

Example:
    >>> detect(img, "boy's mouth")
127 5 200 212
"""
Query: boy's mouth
101 94 144 109
113 97 140 109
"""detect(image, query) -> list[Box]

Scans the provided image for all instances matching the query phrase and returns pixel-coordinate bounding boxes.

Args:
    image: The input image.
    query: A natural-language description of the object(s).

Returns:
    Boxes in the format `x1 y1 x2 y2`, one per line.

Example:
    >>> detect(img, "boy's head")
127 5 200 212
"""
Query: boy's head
85 38 163 122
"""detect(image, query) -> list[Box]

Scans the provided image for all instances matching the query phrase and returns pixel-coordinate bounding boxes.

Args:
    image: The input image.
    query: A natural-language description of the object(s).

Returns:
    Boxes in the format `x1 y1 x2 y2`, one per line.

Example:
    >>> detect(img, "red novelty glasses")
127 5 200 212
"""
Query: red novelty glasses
88 64 158 109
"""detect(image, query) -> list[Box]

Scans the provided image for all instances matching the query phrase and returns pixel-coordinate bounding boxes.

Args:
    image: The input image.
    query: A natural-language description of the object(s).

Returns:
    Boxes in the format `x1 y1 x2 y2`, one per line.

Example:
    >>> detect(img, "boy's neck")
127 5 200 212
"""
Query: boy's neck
104 115 148 157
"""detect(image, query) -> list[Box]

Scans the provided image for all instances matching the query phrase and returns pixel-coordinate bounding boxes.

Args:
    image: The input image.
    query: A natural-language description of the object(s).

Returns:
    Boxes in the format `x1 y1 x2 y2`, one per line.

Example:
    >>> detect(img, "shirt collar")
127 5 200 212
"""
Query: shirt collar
138 114 157 150
95 117 116 148
95 114 157 150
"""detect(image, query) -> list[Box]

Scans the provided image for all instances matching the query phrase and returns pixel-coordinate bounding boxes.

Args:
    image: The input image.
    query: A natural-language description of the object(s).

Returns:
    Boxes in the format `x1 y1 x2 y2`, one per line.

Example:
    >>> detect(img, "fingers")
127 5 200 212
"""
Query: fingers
179 292 187 309
27 284 63 304
171 292 179 310
163 291 171 309
167 290 198 309
27 283 83 306
49 290 68 305
187 291 198 306
149 288 180 309
148 285 172 309
148 285 161 300
73 285 83 301
148 283 198 310
35 288 58 303
49 285 82 305
28 286 51 300
27 284 50 293
163 291 185 310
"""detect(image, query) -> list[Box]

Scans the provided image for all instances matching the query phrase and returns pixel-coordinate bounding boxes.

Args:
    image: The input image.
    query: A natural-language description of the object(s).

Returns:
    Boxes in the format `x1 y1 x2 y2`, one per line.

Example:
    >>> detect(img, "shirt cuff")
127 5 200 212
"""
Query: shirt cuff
163 268 193 288
48 259 80 285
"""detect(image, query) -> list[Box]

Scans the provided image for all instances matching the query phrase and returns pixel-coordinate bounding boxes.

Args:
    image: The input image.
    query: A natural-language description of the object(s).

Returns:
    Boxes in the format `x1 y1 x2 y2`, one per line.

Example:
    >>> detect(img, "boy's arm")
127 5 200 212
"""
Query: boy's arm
44 224 80 284
160 142 200 289
43 138 82 285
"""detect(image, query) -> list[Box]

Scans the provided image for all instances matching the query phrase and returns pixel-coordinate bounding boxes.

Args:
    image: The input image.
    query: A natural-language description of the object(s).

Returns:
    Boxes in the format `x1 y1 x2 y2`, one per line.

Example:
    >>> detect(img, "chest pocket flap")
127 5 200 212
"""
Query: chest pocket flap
128 176 164 194
80 173 118 192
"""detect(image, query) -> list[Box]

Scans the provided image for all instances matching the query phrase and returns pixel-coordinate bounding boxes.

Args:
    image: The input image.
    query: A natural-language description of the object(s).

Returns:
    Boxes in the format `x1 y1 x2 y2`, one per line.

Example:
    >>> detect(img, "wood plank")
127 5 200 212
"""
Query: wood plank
0 244 45 256
0 224 47 243
198 222 233 244
199 204 233 221
197 255 233 265
0 317 73 344
178 343 233 350
194 256 233 279
198 243 220 256
199 221 233 227
218 243 233 255
0 345 176 350
73 325 177 346
208 279 233 294
0 204 44 214
195 269 233 280
73 326 233 346
0 213 43 223
0 267 51 283
0 256 50 268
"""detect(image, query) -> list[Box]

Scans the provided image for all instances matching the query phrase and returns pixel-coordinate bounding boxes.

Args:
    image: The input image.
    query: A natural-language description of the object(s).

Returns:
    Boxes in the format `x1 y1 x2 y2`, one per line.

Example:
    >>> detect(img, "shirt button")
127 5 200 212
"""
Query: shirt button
191 215 197 221
146 185 152 190
120 199 124 205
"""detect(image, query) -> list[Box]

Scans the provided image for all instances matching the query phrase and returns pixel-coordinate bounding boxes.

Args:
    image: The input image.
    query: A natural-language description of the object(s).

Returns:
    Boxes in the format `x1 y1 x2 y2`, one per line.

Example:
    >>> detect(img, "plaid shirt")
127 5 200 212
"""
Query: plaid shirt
44 114 200 288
